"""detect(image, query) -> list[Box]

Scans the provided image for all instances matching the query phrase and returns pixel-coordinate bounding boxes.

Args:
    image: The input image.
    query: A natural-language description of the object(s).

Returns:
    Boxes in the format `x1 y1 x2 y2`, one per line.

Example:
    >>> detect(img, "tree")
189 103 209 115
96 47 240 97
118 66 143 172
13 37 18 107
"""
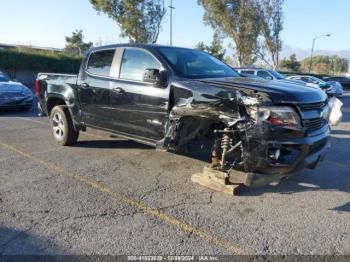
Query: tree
198 0 261 66
279 53 301 72
301 55 349 75
208 32 226 60
195 32 226 60
65 30 93 56
195 41 207 51
257 0 284 69
90 0 166 43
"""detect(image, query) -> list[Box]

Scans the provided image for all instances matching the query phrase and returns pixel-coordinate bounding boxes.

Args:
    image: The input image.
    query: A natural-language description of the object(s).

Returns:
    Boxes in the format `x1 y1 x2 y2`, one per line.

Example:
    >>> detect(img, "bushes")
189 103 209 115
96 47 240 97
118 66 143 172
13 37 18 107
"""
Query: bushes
0 48 82 73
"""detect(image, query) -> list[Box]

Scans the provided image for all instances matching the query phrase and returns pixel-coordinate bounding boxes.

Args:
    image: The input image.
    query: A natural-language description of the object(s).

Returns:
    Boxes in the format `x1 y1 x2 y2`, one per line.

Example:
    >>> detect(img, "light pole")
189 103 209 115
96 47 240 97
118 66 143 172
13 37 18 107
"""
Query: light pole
309 34 331 73
169 0 175 45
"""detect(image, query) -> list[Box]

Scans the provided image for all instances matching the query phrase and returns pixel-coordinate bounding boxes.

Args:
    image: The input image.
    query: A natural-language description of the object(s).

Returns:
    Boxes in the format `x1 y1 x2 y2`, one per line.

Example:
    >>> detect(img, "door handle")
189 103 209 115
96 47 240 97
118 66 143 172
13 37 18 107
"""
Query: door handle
112 87 125 94
81 82 89 88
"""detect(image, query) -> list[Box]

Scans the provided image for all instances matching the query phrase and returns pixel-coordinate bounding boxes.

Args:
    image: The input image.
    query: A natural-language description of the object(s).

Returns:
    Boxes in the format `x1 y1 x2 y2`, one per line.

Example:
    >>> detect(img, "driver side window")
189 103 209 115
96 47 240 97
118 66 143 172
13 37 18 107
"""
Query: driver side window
119 48 161 81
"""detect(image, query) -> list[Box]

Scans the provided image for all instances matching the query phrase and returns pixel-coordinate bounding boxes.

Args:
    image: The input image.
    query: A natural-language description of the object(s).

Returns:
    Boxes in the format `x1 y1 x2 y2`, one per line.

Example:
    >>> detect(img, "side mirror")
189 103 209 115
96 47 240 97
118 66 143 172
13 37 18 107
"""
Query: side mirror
265 76 273 80
142 68 168 88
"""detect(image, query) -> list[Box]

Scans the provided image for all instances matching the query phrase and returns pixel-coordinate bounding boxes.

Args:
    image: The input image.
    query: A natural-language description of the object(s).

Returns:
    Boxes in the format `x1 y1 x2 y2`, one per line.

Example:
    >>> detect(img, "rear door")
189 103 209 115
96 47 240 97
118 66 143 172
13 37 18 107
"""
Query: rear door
77 49 117 128
107 47 170 141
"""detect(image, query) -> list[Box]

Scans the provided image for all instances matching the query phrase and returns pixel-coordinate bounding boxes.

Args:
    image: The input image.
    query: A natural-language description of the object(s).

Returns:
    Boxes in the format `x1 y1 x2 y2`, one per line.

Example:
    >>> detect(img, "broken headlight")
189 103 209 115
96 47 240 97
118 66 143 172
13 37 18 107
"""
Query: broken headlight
248 106 302 129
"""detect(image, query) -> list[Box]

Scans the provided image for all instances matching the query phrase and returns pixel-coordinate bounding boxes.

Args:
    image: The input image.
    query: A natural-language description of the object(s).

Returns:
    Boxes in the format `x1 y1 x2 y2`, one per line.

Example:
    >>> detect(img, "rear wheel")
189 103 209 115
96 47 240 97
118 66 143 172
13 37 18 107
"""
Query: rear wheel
50 106 79 146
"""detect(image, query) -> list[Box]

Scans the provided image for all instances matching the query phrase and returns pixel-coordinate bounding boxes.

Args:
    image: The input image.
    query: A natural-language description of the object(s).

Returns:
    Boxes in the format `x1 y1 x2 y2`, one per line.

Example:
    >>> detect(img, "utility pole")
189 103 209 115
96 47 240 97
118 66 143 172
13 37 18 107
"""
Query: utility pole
169 0 175 45
309 34 331 73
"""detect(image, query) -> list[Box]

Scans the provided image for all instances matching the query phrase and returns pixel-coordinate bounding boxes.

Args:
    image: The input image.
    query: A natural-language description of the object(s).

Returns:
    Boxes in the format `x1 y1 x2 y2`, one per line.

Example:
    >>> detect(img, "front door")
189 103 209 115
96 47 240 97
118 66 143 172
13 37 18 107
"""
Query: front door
108 47 169 141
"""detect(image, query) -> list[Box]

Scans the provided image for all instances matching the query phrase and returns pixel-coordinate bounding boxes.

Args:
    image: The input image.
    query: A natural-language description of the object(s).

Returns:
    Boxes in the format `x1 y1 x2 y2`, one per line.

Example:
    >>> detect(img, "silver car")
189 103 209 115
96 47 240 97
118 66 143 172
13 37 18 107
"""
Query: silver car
287 75 343 97
236 68 308 86
0 72 33 111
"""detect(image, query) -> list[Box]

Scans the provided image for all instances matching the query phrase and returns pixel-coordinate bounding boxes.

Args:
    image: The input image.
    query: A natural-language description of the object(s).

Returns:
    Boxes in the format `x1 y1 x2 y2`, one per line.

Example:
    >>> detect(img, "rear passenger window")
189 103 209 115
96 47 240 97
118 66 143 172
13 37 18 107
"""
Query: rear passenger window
120 48 161 81
87 50 115 77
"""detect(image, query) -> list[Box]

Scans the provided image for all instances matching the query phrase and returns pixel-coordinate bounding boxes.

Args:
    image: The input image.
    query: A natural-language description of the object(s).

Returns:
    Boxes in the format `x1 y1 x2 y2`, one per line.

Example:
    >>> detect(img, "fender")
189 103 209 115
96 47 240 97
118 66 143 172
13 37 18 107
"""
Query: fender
43 74 82 128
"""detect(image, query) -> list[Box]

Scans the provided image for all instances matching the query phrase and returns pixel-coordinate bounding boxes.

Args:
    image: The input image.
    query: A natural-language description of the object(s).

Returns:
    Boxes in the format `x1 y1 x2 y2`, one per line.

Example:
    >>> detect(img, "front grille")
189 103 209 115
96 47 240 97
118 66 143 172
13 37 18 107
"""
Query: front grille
304 118 325 131
299 101 326 111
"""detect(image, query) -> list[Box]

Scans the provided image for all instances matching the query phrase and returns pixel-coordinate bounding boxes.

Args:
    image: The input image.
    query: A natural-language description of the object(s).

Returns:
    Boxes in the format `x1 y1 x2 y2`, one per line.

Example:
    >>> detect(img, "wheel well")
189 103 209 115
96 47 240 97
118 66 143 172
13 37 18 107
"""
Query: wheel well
47 97 66 115
168 89 175 112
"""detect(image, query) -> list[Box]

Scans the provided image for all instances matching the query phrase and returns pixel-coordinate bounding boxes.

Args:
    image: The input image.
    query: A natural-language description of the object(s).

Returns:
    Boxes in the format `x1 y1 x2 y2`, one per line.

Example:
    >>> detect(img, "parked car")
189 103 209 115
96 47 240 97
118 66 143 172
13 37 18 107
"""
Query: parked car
236 68 308 86
36 44 330 188
327 81 345 97
323 76 350 89
286 75 343 97
236 68 285 80
0 72 33 111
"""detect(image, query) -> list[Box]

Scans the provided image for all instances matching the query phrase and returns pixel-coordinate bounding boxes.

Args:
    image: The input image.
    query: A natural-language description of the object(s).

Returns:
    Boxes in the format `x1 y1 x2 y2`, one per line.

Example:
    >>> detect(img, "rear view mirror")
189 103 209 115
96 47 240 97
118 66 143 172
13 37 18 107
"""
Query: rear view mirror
142 68 168 88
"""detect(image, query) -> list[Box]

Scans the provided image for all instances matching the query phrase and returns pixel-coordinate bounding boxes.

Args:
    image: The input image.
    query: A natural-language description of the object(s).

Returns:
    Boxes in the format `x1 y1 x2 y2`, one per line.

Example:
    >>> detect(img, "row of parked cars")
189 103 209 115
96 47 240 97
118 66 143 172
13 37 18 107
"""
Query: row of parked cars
236 68 347 97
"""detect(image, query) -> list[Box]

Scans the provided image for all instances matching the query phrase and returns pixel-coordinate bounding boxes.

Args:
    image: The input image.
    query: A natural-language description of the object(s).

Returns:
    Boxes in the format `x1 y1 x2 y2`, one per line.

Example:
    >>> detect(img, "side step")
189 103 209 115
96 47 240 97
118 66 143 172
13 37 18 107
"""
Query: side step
191 167 248 195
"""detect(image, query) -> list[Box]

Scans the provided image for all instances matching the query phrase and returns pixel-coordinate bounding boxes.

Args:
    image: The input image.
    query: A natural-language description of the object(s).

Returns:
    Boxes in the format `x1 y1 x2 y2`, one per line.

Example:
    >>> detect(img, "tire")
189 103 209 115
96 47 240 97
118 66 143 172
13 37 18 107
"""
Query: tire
50 106 79 146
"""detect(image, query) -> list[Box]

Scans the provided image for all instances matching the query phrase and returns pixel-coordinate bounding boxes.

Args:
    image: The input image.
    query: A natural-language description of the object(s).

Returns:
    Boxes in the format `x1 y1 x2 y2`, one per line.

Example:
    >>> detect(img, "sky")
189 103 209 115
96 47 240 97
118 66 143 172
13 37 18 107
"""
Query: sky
0 0 349 53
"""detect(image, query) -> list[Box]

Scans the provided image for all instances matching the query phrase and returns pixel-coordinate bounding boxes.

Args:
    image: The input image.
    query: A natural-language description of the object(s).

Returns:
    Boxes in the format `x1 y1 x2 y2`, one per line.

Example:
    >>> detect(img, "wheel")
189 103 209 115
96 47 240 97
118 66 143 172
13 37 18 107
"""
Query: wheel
50 106 79 146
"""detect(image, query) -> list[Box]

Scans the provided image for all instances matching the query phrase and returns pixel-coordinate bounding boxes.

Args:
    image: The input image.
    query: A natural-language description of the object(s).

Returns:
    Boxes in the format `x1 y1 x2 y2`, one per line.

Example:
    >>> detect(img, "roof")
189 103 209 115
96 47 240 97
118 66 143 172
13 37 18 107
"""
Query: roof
90 43 194 52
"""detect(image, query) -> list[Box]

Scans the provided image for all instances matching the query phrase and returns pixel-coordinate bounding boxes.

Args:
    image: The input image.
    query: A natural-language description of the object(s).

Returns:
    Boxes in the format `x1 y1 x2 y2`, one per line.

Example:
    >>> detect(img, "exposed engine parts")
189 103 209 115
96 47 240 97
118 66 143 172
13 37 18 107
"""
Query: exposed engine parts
163 89 267 175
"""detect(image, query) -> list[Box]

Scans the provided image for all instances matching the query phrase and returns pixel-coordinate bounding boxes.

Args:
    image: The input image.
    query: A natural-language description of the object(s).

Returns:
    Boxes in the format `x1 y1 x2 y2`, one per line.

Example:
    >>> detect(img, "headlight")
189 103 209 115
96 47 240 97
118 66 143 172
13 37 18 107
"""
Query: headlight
249 106 302 129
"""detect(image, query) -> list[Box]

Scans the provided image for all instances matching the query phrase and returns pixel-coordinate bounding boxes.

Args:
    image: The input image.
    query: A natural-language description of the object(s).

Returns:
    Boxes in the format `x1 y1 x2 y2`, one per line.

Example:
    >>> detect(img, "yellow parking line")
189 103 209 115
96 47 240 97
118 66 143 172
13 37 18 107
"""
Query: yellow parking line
0 141 247 255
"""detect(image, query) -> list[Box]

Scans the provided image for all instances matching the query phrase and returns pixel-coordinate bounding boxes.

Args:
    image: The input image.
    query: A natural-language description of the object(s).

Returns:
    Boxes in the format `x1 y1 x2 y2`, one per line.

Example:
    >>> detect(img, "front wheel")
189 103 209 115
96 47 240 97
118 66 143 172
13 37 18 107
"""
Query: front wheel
50 106 79 146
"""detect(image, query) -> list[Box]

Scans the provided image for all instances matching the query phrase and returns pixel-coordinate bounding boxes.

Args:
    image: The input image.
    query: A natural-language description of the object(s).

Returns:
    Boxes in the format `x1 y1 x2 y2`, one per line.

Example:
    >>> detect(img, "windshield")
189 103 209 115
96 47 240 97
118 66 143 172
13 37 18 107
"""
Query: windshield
157 47 240 79
269 70 285 80
0 75 10 82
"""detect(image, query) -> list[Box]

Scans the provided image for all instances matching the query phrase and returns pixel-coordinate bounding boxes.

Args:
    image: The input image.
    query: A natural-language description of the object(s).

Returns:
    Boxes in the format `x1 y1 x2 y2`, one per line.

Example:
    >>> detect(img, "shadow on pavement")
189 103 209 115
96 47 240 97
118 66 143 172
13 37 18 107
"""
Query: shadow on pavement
73 139 153 150
0 103 38 118
330 202 350 213
0 226 61 255
239 168 350 197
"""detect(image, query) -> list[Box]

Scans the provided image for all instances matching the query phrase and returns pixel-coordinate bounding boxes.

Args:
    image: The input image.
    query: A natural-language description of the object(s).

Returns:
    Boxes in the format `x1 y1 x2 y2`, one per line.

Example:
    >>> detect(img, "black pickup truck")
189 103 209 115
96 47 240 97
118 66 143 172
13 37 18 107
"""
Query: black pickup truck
36 44 330 185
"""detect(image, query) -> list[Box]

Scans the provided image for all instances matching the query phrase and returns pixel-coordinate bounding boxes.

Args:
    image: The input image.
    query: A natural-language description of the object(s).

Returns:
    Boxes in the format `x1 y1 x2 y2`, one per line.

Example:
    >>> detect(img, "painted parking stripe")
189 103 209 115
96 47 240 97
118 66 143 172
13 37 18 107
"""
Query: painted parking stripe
0 141 247 255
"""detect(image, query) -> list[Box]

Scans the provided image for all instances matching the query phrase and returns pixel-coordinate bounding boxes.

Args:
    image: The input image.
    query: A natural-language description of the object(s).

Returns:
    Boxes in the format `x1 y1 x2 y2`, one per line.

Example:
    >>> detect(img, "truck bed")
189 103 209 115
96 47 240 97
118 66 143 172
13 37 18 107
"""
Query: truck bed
36 73 78 116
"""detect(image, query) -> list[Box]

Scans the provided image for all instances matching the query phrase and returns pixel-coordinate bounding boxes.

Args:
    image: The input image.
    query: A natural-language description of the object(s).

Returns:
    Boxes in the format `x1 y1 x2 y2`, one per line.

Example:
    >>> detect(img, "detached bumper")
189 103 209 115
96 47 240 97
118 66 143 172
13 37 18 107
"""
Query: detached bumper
243 126 330 187
244 140 329 188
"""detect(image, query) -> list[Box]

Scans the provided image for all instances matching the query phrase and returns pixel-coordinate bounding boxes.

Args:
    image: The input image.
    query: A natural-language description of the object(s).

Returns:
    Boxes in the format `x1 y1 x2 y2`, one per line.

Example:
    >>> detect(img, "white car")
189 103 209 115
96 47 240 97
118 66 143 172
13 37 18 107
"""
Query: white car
236 68 308 86
287 75 343 97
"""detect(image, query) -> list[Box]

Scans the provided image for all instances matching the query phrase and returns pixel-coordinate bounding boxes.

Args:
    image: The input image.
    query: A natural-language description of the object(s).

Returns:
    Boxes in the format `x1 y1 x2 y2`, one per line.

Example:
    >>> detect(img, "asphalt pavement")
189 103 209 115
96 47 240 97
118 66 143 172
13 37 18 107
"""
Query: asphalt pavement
0 94 349 256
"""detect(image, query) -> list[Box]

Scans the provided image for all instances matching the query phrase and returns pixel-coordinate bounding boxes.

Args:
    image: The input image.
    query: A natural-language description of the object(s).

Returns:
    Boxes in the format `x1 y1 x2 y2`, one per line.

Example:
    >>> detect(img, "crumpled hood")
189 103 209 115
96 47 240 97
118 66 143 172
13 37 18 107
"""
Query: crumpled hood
190 77 327 104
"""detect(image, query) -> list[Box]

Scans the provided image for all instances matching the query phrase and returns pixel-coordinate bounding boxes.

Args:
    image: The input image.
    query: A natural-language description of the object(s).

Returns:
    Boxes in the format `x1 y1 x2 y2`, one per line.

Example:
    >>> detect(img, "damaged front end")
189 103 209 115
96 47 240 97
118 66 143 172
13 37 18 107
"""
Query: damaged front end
161 82 330 188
